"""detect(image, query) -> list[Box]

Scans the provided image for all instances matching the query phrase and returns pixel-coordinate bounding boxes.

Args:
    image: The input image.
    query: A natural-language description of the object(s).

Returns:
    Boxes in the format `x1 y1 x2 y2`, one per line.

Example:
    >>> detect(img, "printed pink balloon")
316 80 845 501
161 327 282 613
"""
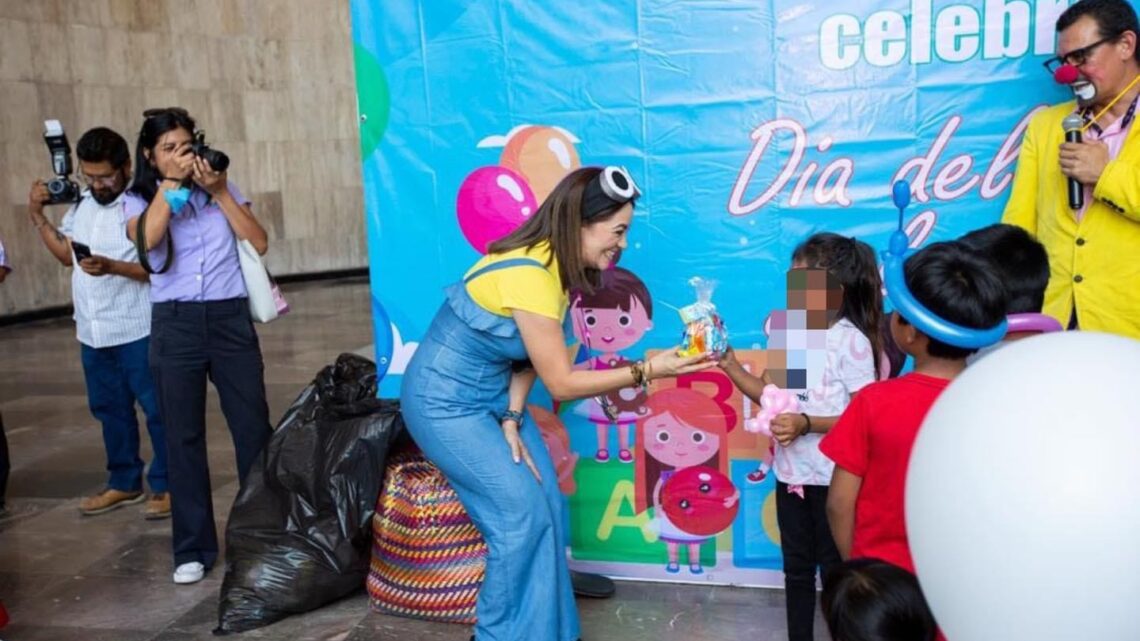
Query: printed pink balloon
662 466 739 537
456 166 538 254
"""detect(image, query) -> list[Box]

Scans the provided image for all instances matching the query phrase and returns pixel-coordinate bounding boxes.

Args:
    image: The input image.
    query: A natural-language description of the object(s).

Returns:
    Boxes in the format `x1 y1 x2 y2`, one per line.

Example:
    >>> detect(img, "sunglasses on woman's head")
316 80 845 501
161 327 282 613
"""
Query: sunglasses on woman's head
142 107 191 119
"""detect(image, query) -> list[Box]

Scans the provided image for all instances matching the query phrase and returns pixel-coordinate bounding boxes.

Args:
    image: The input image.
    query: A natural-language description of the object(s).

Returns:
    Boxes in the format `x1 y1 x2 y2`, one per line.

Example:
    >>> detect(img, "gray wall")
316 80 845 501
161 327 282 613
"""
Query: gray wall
0 0 365 315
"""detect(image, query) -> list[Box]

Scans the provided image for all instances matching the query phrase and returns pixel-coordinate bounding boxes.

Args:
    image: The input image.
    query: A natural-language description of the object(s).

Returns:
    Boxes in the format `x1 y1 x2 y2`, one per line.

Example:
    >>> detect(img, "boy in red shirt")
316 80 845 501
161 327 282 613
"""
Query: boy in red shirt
820 241 1007 573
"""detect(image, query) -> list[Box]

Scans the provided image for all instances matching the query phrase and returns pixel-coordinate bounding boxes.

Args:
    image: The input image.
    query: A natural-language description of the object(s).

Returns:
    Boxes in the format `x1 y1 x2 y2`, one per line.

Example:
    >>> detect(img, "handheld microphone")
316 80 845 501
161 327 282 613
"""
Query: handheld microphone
1062 114 1084 210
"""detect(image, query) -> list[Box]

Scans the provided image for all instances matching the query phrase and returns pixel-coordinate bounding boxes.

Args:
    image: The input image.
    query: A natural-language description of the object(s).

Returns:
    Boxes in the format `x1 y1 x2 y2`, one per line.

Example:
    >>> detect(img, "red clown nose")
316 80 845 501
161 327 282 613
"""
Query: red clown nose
1054 64 1080 85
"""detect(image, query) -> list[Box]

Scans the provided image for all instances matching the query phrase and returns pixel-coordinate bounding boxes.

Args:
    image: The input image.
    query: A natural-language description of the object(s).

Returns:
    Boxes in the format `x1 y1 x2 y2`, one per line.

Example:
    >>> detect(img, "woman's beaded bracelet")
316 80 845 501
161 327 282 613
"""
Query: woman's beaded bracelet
628 361 645 388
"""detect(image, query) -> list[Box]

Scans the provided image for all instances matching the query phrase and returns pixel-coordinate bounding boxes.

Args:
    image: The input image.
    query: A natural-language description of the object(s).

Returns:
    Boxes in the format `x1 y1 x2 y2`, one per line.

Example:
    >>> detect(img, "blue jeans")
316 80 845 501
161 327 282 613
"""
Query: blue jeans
80 336 167 493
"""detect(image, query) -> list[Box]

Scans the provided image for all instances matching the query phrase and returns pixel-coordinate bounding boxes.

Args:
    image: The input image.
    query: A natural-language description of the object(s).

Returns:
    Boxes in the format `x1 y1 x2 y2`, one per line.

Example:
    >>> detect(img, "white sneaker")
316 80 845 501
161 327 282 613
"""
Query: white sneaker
173 561 205 584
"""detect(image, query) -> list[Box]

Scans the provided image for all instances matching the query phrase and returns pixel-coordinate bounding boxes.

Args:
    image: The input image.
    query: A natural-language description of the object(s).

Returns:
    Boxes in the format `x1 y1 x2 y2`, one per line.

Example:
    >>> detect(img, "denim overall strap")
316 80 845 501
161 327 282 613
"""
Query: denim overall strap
442 257 552 344
463 257 546 283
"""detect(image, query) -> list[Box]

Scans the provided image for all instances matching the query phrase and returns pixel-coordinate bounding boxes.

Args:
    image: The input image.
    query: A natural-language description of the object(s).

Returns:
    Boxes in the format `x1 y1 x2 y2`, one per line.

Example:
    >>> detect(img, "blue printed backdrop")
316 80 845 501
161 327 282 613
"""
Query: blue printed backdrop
350 1 1122 586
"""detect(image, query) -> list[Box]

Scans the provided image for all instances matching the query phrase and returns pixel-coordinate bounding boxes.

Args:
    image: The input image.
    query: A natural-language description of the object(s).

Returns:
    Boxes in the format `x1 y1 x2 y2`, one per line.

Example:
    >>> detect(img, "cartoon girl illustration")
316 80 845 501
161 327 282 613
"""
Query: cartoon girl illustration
634 387 739 575
570 267 654 463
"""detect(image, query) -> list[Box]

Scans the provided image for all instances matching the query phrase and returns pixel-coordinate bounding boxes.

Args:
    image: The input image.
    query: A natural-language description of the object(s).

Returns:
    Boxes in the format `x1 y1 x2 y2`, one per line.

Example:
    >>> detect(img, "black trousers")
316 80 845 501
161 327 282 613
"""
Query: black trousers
777 481 842 641
0 411 8 509
149 298 271 569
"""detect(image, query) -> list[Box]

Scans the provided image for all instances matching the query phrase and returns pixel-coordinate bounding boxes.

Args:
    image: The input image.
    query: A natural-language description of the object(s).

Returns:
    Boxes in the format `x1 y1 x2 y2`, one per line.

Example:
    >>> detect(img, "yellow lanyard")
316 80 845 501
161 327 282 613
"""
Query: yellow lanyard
1081 73 1140 133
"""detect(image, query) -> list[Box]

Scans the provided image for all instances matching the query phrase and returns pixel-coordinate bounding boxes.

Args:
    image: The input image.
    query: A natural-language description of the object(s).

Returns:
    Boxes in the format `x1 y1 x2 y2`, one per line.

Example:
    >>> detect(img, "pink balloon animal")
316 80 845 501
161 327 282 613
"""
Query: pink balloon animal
744 384 800 436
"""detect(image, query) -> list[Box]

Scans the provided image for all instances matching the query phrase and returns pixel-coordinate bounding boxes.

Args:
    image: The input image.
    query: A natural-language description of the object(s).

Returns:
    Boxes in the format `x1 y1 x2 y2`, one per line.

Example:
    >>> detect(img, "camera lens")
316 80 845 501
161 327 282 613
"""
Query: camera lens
201 148 230 173
45 177 78 203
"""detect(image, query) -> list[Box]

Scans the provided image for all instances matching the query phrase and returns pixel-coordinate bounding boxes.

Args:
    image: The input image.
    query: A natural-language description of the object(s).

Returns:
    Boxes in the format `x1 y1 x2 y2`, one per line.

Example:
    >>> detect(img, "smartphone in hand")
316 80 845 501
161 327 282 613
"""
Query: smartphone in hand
71 240 92 262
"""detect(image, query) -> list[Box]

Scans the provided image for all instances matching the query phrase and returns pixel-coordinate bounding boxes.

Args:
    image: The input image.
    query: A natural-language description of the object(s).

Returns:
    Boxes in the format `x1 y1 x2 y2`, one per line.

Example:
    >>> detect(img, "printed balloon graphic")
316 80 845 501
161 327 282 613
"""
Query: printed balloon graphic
662 466 740 537
529 404 580 496
371 295 394 380
353 43 390 159
456 166 538 254
499 126 581 203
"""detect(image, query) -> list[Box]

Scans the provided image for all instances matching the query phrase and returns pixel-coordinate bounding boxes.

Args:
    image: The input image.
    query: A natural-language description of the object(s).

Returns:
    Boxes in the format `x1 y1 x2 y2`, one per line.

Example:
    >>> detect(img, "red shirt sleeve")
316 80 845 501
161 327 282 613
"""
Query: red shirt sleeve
820 388 870 477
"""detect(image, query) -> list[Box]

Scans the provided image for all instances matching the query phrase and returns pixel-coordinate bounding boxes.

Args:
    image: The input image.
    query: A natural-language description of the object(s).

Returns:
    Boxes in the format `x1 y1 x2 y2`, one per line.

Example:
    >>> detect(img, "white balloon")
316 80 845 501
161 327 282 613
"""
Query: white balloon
906 332 1140 641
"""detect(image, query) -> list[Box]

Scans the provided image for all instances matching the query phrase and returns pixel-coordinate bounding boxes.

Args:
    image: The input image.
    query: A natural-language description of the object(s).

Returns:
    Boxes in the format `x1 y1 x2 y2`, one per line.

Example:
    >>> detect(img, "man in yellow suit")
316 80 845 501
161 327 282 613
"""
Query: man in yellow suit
1003 0 1140 339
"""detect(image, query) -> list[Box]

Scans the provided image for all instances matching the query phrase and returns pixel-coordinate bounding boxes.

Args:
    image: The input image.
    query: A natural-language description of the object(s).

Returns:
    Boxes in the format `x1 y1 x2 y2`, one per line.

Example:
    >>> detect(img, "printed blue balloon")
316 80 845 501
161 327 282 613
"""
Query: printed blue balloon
371 295 394 380
882 181 1007 350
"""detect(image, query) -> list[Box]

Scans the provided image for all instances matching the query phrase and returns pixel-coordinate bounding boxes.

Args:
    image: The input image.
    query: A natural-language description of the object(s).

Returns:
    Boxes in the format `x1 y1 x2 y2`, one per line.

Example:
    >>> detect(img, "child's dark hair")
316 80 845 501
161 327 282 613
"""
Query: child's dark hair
958 224 1049 315
793 233 884 379
879 315 907 378
901 241 1008 359
572 267 652 319
76 127 131 169
822 558 937 641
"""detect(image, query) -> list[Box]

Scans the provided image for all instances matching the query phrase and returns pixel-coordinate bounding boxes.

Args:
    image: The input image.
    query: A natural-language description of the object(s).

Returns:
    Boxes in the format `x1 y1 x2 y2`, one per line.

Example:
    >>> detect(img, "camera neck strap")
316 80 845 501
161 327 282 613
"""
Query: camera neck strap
134 208 174 274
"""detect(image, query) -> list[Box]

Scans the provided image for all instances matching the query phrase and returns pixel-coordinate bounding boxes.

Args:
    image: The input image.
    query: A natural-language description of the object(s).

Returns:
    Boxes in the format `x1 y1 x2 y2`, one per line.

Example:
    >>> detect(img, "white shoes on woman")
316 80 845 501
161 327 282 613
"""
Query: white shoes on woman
173 561 205 584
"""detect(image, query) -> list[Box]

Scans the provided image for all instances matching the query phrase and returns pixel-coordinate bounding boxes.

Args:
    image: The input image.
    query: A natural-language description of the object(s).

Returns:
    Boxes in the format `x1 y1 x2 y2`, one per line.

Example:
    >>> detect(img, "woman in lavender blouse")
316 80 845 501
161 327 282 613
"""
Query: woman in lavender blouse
126 108 272 586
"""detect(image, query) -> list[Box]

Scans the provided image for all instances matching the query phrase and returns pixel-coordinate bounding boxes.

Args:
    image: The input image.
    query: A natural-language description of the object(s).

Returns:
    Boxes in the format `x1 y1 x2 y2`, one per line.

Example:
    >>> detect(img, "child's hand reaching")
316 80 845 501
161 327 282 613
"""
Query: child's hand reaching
770 412 809 446
717 346 739 370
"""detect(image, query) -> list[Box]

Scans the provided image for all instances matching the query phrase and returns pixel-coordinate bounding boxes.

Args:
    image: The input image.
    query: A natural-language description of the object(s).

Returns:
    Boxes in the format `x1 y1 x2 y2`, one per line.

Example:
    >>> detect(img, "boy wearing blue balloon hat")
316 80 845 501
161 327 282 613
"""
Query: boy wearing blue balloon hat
820 241 1007 575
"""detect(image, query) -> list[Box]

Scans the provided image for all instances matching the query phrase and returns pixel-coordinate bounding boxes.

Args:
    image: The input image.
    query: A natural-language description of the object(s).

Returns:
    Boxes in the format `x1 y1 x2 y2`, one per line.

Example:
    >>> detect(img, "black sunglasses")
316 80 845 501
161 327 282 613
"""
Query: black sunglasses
142 107 191 119
1043 34 1119 74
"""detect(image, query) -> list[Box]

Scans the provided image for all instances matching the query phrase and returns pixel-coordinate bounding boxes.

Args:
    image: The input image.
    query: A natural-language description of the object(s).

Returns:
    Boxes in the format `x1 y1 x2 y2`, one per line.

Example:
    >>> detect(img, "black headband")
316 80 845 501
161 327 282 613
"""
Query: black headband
582 166 641 221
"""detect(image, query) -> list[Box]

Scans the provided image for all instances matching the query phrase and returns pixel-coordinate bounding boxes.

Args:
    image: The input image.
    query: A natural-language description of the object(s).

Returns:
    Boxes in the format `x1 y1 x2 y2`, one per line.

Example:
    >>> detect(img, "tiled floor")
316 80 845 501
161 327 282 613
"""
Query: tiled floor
0 277 824 641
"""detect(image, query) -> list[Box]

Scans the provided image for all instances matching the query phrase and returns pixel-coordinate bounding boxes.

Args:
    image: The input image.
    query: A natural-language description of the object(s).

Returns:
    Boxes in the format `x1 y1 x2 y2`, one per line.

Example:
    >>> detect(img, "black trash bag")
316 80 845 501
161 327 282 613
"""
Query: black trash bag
215 353 405 634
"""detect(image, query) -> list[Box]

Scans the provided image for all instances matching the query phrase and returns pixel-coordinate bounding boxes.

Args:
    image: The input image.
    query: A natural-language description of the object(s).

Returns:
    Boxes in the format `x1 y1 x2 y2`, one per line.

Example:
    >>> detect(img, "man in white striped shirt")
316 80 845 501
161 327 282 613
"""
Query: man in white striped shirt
27 127 169 519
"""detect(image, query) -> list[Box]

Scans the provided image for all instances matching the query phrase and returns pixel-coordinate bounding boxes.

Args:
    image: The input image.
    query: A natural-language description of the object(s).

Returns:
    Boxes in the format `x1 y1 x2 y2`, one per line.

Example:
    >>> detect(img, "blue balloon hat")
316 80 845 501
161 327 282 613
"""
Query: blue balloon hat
881 180 1007 349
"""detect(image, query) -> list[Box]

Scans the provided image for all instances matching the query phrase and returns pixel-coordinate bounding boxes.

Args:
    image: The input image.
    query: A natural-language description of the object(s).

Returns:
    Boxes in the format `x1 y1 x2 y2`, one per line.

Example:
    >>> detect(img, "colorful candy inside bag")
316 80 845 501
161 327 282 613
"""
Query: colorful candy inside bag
677 277 729 357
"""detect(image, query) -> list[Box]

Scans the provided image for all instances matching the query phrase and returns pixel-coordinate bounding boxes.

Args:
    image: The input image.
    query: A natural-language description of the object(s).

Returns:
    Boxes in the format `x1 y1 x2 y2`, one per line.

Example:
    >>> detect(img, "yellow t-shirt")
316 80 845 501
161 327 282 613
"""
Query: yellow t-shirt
464 241 567 320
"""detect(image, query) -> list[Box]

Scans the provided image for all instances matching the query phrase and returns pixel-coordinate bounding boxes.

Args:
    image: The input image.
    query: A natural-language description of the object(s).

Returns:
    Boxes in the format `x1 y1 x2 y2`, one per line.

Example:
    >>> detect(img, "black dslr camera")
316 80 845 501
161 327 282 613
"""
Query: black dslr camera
189 130 230 173
42 120 80 205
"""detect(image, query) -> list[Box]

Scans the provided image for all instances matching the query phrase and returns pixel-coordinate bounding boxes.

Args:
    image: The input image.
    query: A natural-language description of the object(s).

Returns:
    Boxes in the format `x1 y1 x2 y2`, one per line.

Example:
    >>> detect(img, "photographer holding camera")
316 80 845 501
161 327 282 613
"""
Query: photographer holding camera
26 126 170 520
125 107 271 586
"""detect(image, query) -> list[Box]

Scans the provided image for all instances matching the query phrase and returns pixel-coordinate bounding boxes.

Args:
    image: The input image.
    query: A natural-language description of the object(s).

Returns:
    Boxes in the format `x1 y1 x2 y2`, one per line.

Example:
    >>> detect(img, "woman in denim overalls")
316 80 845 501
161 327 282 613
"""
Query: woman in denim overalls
400 167 712 641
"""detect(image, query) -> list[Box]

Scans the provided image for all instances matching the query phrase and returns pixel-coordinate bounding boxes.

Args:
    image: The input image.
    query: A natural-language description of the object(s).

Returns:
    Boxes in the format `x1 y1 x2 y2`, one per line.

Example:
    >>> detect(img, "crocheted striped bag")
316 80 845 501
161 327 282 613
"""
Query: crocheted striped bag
367 444 488 623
